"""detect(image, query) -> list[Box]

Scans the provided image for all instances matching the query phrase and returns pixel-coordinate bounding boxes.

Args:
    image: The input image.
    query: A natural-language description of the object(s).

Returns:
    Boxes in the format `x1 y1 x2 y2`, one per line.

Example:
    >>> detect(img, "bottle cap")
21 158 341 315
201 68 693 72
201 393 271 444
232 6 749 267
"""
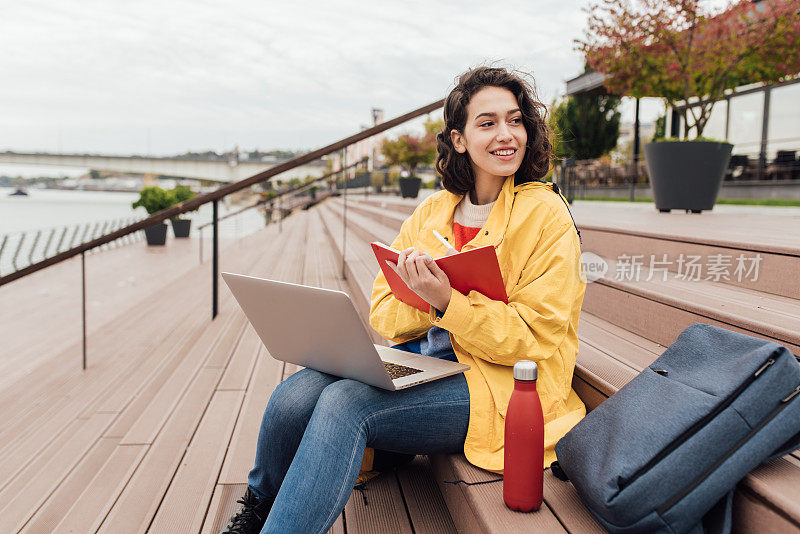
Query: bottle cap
513 360 538 381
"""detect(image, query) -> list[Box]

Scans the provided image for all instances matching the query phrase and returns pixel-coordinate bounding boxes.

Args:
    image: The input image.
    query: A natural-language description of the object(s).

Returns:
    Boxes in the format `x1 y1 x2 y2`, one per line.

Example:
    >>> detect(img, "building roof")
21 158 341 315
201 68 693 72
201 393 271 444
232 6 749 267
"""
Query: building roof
565 69 611 96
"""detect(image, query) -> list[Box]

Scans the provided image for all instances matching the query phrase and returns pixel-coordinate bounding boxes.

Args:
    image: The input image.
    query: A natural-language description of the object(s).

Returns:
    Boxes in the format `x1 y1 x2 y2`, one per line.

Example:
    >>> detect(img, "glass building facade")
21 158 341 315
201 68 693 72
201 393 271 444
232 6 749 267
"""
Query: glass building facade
667 78 800 163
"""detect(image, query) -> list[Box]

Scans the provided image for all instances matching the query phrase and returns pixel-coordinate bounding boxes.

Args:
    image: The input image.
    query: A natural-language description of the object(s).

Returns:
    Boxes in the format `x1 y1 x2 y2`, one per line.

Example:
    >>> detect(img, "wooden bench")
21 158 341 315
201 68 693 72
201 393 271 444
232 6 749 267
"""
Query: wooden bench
321 195 800 533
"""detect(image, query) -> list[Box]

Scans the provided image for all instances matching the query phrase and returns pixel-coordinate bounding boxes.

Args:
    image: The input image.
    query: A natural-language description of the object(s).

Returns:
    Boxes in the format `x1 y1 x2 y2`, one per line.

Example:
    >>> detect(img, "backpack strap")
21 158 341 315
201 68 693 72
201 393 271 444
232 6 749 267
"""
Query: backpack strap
539 180 583 245
700 489 735 534
550 461 570 482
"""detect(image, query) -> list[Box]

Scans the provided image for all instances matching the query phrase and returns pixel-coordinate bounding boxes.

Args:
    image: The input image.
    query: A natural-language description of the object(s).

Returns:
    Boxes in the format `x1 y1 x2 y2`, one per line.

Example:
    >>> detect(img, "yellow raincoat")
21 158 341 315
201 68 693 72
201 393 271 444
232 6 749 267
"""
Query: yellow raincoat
368 174 586 473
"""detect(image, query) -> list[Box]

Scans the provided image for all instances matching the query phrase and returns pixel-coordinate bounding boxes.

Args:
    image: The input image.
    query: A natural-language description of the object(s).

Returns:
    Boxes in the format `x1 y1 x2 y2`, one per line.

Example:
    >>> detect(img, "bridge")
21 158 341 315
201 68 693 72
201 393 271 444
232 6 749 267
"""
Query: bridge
0 151 326 183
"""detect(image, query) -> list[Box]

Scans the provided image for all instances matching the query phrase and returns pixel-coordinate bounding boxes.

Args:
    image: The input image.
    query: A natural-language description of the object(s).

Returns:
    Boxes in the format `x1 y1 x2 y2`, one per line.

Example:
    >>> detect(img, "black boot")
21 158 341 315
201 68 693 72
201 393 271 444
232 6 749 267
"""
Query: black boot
220 487 275 534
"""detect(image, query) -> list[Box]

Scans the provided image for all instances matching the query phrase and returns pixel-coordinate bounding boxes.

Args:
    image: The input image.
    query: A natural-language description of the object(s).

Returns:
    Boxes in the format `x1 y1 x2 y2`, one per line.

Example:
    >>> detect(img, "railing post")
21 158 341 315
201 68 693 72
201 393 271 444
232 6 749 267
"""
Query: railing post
99 221 111 251
55 226 68 254
341 151 348 280
43 228 56 259
199 227 204 264
0 234 7 275
81 251 86 370
12 233 25 271
561 158 575 204
212 199 219 319
757 86 770 182
28 230 41 265
68 224 80 249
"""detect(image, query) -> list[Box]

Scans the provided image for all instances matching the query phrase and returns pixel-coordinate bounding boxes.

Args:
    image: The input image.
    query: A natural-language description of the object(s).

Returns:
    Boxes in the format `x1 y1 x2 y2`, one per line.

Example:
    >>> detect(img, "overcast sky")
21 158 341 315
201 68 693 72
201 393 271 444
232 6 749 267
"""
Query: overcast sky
2 0 669 162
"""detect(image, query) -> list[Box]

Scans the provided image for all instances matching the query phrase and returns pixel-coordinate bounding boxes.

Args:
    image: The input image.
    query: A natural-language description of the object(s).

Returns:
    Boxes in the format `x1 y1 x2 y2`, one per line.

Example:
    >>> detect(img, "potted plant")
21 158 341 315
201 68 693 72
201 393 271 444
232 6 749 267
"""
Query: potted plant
131 186 173 245
577 0 800 212
370 171 385 193
381 117 441 198
168 185 197 238
259 189 278 224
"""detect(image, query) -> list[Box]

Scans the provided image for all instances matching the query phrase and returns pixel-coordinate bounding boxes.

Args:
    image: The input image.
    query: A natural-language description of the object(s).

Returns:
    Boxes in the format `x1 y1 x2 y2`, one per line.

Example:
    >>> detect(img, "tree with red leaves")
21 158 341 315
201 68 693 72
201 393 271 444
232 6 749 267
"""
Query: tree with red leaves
575 0 800 138
380 118 440 177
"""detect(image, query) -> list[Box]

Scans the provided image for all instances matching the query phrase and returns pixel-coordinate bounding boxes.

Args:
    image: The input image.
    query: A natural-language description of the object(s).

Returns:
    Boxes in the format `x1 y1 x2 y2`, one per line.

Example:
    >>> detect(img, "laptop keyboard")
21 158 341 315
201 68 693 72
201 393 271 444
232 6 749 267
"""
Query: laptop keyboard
383 361 424 379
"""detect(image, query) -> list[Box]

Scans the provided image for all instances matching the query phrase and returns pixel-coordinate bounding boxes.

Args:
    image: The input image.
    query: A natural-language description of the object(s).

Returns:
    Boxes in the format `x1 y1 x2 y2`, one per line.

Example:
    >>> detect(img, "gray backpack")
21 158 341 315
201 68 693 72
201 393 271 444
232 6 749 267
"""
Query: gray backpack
553 323 800 534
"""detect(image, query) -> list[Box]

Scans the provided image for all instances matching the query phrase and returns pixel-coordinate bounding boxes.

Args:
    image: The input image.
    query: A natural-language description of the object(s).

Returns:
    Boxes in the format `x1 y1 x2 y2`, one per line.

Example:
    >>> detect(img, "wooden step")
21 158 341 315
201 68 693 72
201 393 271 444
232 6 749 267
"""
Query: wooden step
339 194 800 301
204 206 457 533
331 198 406 233
584 257 800 354
569 200 800 252
11 221 302 533
206 210 350 534
0 224 279 464
0 299 215 532
317 204 462 531
0 237 204 388
95 214 311 533
329 197 800 533
331 200 399 246
339 196 418 217
333 197 800 355
579 225 800 299
320 200 601 532
0 226 274 445
317 203 386 345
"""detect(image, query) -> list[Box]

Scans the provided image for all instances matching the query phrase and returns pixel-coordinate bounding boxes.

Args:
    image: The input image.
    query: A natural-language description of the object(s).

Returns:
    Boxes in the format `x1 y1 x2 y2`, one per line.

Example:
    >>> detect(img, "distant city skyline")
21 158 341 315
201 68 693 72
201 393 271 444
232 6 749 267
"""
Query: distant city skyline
1 0 698 177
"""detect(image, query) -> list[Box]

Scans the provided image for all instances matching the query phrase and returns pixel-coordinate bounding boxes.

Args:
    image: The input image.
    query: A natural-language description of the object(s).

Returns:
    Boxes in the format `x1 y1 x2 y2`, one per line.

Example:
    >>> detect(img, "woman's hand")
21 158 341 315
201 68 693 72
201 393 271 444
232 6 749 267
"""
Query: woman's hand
389 247 452 313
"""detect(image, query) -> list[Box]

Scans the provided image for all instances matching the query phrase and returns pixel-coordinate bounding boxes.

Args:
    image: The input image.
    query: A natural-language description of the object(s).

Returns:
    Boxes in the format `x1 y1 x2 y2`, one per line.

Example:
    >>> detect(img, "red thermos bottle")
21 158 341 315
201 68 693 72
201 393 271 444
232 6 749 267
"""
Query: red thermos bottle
503 360 544 512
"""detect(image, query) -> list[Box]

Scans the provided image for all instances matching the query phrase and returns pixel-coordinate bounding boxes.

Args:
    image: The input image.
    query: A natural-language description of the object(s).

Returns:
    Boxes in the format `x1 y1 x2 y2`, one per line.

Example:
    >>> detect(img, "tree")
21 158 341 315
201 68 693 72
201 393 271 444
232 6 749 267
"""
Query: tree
380 117 440 177
575 0 800 138
550 94 621 160
423 117 444 138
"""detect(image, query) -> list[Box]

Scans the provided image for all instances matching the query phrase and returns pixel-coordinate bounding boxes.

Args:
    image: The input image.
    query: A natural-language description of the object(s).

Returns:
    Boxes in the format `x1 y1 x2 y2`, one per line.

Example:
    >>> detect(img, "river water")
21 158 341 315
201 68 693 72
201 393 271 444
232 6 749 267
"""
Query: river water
0 187 265 236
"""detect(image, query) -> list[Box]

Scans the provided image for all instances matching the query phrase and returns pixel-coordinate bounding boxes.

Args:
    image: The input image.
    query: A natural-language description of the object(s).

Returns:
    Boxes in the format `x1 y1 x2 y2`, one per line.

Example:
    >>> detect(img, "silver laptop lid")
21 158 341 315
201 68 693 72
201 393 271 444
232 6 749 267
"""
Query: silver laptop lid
221 272 394 389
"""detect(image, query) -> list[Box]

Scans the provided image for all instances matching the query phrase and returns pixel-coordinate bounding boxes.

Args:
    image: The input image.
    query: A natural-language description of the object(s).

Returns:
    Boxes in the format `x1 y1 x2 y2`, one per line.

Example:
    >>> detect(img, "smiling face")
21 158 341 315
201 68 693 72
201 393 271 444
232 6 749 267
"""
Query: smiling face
450 86 528 190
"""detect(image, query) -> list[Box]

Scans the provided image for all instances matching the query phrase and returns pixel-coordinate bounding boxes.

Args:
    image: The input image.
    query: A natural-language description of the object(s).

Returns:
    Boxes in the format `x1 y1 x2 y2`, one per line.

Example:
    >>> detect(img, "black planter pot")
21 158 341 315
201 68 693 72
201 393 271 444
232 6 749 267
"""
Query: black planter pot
171 218 192 238
144 222 168 246
644 141 733 213
398 177 422 198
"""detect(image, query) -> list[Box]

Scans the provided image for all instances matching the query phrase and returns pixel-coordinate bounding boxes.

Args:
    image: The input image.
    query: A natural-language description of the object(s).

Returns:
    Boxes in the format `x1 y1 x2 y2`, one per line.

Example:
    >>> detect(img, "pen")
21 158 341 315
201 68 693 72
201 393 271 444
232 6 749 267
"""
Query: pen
432 229 456 251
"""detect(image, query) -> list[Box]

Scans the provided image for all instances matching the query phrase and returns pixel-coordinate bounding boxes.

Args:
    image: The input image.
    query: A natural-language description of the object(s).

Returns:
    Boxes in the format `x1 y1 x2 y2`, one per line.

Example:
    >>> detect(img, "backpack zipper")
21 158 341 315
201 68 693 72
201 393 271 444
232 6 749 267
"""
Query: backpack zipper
657 381 800 515
618 354 778 492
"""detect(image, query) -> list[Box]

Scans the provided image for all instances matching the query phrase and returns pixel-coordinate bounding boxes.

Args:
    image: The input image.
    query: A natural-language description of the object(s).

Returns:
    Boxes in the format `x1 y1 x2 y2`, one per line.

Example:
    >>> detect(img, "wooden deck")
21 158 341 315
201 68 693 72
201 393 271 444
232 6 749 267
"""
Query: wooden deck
1 193 799 533
0 209 455 533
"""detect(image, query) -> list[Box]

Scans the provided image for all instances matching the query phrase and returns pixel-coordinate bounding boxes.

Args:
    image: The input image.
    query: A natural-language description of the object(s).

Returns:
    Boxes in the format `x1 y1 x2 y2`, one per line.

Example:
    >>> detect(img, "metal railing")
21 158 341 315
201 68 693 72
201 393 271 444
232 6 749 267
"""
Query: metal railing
0 98 445 369
195 166 348 263
0 217 145 277
560 146 800 193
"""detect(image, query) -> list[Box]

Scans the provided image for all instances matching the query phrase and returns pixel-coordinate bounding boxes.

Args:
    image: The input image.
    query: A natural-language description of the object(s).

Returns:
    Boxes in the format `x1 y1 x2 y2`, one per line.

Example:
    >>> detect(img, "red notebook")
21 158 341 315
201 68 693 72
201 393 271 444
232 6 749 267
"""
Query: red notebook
371 242 508 313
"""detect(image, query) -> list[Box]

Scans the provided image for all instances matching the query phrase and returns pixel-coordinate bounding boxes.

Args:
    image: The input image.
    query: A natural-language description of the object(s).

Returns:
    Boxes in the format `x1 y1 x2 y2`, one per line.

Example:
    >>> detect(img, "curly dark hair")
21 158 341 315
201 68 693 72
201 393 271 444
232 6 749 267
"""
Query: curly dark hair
435 66 553 195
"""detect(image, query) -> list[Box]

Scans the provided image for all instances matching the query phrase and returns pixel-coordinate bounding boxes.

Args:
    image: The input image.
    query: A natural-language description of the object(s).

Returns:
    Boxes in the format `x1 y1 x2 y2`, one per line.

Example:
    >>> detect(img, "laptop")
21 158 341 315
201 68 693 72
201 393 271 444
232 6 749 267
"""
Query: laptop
221 272 470 390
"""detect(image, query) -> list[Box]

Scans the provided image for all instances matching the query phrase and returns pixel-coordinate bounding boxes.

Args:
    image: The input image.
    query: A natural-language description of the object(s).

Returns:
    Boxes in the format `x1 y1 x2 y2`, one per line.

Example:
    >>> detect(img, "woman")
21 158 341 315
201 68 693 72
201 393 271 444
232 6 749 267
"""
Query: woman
221 66 586 534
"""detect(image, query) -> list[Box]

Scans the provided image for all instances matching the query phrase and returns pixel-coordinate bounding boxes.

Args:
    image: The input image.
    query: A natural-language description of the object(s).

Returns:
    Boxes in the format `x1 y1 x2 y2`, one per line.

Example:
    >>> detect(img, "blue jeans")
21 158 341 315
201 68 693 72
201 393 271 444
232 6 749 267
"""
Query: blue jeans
247 360 470 534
